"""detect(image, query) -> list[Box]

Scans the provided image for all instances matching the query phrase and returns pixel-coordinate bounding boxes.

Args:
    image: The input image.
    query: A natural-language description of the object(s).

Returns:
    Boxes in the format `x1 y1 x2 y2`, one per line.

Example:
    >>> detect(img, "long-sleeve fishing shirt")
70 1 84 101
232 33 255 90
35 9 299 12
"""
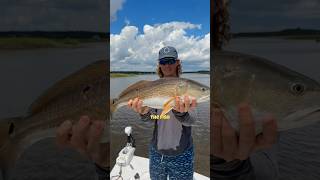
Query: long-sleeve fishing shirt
140 108 196 156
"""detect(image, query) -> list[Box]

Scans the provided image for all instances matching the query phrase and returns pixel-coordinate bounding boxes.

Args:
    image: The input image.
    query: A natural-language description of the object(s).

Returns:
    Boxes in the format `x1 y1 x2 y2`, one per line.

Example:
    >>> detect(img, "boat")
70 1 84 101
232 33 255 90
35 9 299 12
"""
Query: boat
110 127 210 180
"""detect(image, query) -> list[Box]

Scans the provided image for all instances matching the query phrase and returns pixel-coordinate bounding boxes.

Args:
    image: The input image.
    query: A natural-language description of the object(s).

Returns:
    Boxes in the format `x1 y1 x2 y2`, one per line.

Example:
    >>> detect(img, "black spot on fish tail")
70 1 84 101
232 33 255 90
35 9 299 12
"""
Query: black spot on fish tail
8 123 14 136
83 85 91 93
81 85 93 100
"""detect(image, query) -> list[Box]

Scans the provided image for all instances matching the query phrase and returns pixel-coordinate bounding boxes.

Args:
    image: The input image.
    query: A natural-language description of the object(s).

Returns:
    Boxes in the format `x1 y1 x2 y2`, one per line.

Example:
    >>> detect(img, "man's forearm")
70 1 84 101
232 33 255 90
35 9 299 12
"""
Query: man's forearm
172 109 195 126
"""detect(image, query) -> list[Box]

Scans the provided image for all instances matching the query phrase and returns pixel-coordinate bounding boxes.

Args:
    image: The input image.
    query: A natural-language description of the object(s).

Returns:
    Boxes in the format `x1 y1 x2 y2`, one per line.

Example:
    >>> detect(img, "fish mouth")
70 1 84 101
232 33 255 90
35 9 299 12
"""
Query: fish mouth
198 95 210 102
281 106 320 131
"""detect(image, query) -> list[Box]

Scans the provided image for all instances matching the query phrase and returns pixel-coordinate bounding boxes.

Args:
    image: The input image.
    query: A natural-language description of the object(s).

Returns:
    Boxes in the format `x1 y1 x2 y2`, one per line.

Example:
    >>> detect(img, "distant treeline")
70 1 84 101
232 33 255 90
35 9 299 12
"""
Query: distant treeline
111 71 155 74
184 71 210 74
0 31 108 40
233 28 320 38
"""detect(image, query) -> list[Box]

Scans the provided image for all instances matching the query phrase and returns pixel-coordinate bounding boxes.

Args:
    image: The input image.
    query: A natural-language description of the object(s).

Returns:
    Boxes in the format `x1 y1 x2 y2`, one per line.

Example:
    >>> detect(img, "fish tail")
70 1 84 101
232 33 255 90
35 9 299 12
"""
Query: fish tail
0 117 22 180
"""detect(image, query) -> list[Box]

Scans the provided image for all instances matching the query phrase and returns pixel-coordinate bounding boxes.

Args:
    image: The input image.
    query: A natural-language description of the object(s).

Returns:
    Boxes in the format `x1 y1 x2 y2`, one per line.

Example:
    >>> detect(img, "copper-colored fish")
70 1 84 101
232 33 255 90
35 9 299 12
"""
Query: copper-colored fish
0 60 109 180
111 77 210 117
213 51 320 134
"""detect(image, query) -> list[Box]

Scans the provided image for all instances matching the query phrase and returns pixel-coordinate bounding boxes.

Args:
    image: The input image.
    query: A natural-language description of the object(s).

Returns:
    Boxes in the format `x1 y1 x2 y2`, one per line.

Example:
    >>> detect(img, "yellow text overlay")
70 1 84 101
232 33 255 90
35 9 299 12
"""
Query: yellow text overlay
150 114 170 120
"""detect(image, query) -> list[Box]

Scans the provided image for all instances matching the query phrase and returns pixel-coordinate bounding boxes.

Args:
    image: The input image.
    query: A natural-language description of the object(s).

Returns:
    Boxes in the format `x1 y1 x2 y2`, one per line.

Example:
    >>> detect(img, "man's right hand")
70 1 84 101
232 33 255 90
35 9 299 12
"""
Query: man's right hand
212 103 277 162
128 98 150 115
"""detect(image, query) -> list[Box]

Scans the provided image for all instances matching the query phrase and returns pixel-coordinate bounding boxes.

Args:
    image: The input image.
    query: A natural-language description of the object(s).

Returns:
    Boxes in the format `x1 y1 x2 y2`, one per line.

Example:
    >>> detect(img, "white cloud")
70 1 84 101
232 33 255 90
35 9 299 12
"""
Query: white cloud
124 17 130 26
111 21 210 71
110 0 126 22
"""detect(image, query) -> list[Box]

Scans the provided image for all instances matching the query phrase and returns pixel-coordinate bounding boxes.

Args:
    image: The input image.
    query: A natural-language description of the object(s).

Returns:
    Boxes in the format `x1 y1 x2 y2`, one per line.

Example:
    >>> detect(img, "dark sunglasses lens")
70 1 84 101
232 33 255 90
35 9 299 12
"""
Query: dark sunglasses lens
159 60 166 65
168 59 176 64
159 58 176 65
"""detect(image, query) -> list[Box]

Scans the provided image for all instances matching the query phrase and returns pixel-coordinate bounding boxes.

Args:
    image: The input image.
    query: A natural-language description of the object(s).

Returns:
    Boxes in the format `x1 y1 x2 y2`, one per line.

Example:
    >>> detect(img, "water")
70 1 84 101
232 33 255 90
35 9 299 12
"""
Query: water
0 43 107 118
0 43 106 180
225 38 320 179
1 38 319 179
110 74 210 177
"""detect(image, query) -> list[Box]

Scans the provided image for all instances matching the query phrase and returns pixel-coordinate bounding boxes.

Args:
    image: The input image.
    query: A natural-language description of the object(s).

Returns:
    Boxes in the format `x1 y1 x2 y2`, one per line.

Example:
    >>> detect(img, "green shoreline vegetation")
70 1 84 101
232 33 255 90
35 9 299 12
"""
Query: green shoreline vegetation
233 28 320 41
234 35 320 41
0 37 82 49
110 73 137 78
0 31 108 49
284 35 320 40
110 72 155 78
110 71 209 78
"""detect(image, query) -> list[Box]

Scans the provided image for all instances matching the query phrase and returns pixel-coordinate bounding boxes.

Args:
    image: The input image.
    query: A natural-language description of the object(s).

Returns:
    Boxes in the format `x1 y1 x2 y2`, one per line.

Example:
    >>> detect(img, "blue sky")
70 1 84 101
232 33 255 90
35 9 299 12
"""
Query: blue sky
110 0 210 72
111 0 209 36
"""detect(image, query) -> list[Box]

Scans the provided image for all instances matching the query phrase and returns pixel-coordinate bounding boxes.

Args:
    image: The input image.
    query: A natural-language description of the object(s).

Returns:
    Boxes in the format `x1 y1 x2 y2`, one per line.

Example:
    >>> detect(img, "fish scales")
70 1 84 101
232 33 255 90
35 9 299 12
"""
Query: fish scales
213 51 320 134
111 77 210 116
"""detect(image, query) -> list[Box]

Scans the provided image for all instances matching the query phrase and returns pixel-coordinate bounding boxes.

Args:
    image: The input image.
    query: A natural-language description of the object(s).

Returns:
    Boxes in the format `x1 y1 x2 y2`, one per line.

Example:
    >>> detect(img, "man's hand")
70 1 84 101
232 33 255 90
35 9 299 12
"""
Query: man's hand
212 103 277 162
174 96 197 113
128 98 150 115
56 116 108 169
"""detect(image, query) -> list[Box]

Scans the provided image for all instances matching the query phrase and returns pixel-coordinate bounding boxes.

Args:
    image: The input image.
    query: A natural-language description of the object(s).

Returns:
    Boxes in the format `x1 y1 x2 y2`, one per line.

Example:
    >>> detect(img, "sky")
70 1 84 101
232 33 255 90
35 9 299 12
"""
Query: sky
229 0 320 33
110 0 210 72
0 0 107 32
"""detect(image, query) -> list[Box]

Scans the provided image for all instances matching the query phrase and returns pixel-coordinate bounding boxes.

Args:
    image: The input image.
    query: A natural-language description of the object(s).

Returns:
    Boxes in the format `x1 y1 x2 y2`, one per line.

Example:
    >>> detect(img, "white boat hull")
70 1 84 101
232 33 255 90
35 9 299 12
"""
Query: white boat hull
111 155 209 180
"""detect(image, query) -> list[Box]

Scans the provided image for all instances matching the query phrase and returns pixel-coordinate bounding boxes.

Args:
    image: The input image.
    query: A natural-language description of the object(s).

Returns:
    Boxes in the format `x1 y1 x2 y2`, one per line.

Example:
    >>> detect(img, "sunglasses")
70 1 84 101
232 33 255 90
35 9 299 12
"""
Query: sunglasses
159 58 176 65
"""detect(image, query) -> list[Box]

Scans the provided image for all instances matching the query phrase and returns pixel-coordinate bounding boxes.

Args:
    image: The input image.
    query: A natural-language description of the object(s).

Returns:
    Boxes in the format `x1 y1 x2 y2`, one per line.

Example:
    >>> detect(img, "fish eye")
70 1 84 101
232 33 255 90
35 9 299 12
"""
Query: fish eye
290 83 305 95
201 87 207 91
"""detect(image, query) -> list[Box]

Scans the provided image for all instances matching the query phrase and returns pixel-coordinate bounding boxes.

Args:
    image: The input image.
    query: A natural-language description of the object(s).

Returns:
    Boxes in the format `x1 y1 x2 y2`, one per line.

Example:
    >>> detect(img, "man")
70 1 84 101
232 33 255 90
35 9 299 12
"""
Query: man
128 46 197 179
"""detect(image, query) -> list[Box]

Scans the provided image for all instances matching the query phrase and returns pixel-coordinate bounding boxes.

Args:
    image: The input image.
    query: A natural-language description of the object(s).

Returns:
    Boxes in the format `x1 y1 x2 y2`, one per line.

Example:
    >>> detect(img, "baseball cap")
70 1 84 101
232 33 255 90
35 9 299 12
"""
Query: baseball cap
158 46 178 60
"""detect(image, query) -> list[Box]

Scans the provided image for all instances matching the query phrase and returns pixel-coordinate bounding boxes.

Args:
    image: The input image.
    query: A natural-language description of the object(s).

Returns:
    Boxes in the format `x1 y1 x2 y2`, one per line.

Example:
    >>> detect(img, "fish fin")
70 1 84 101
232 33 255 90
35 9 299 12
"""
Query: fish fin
118 80 151 98
0 117 22 180
160 97 175 117
27 60 107 116
163 97 175 108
